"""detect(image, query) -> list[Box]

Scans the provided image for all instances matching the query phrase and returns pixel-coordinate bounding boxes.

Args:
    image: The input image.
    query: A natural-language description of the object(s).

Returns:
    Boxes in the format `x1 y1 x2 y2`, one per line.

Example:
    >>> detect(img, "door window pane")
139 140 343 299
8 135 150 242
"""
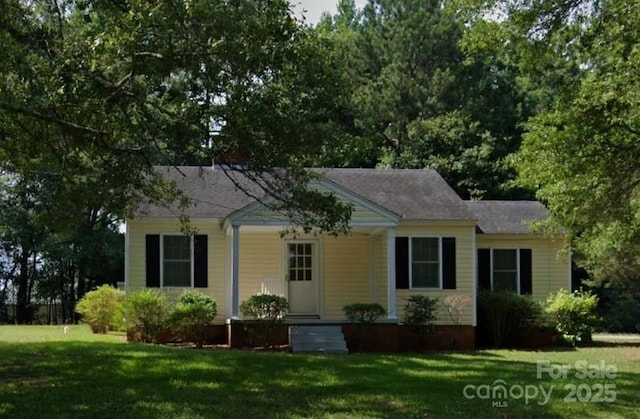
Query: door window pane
288 243 313 281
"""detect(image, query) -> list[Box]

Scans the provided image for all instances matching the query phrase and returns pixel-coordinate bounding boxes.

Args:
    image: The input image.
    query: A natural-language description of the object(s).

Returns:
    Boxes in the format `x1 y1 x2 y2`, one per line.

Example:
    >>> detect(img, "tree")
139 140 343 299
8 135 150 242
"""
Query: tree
0 174 48 323
0 0 353 235
481 0 640 287
315 0 534 198
0 172 124 323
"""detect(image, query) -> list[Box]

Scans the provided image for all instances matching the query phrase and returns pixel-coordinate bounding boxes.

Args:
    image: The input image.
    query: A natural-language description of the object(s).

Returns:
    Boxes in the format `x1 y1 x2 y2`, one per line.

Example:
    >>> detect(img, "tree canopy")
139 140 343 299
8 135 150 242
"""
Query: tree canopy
0 0 352 232
315 0 535 199
0 0 353 322
3 0 639 320
460 0 640 286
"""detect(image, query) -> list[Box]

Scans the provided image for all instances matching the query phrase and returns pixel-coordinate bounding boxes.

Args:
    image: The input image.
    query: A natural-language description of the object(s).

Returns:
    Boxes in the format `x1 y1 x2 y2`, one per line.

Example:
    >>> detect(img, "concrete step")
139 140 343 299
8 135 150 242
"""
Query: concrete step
289 325 344 335
291 339 348 350
289 325 348 354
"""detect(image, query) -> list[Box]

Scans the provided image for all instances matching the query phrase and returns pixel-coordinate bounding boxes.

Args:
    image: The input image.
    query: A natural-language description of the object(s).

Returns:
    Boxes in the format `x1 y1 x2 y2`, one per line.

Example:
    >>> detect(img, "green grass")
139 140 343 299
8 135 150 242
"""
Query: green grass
1 326 639 418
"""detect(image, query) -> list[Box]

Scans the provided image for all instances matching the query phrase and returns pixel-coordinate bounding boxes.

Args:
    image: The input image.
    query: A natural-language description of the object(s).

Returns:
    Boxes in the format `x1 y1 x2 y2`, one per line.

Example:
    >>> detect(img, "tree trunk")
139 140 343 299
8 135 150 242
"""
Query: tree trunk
16 251 30 324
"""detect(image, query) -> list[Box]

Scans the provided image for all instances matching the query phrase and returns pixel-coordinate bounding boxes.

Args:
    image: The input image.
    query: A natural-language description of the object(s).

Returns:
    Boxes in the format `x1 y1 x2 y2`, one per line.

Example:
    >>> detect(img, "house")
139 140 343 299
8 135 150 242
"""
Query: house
124 166 570 349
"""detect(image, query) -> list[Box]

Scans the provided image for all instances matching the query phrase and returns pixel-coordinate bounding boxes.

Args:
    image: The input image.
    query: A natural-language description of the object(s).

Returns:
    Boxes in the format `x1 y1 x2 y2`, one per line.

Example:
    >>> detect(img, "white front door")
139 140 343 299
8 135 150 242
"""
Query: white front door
286 241 319 315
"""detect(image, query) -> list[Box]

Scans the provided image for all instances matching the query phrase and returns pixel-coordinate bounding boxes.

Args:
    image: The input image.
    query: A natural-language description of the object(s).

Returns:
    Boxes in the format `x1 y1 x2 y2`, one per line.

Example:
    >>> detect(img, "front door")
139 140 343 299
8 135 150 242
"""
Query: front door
286 241 319 315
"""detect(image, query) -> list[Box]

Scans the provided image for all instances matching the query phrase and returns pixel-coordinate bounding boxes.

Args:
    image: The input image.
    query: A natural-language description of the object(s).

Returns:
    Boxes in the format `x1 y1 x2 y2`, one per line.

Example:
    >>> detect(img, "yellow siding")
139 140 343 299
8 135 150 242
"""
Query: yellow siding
129 218 546 326
476 235 570 303
237 232 283 304
322 233 371 318
126 218 227 322
395 225 476 326
314 182 394 224
225 230 378 320
374 235 388 310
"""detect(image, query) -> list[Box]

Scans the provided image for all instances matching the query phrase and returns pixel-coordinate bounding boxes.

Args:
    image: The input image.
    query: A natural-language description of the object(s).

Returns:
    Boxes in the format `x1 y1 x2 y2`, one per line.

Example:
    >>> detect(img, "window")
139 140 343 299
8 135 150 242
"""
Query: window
162 235 192 287
477 248 531 295
288 243 313 281
492 249 518 292
146 234 208 288
410 237 441 288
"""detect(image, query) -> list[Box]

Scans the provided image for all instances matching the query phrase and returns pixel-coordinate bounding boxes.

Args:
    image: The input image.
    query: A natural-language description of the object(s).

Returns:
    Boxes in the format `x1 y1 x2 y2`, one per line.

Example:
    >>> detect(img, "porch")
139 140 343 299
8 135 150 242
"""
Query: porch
225 225 399 322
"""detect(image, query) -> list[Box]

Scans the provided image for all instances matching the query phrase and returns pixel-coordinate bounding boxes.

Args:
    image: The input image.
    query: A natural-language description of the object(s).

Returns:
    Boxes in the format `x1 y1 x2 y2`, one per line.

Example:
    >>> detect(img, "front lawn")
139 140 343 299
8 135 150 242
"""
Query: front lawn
0 325 638 418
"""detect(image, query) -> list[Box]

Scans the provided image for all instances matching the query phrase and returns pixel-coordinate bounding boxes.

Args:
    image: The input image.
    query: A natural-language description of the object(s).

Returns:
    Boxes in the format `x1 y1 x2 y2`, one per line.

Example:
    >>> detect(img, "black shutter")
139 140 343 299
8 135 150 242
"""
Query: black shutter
442 237 456 289
145 235 160 287
519 249 532 295
478 248 491 291
193 235 208 288
395 237 409 289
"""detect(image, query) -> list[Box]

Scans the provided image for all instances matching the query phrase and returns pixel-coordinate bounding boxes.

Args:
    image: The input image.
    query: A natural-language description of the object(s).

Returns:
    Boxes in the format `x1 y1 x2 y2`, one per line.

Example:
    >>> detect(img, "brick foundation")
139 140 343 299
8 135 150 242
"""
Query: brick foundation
227 321 289 348
128 322 477 352
127 324 227 345
342 324 476 352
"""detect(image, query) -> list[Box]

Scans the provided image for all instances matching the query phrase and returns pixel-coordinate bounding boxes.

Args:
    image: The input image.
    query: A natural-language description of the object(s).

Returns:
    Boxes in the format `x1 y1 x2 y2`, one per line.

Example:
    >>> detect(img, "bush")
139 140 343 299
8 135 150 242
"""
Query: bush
75 285 125 334
402 296 439 337
343 303 386 324
123 289 169 343
343 302 385 352
478 290 543 348
443 295 471 325
240 294 288 348
168 291 217 348
546 289 599 345
602 297 640 333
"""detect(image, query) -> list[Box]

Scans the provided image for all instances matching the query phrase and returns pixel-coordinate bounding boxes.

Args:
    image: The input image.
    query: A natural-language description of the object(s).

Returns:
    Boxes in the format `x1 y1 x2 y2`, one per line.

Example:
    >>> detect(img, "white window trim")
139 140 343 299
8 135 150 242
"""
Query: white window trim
160 233 194 288
409 236 443 290
490 248 520 294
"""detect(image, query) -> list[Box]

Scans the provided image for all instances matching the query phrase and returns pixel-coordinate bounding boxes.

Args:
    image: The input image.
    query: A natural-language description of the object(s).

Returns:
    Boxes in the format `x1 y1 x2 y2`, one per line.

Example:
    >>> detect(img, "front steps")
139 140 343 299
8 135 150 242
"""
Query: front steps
289 325 348 354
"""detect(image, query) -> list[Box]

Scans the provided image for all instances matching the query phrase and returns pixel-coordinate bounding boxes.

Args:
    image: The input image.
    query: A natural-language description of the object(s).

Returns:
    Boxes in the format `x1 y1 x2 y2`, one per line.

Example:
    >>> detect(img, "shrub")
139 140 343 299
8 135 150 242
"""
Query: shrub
168 291 217 348
75 285 125 334
443 295 471 325
477 290 543 348
343 303 386 324
240 294 288 348
545 289 599 345
123 289 169 343
402 296 439 337
343 303 386 352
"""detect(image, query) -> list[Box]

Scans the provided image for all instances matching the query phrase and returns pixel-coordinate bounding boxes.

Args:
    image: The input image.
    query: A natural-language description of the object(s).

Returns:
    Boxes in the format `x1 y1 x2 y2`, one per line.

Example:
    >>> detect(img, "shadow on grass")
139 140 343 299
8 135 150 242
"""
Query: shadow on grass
0 341 638 419
587 341 640 348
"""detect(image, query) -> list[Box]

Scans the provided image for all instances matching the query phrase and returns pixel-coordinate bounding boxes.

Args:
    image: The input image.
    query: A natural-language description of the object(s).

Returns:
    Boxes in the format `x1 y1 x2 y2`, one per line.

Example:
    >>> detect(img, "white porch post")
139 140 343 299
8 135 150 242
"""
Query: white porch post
386 228 397 319
231 224 240 319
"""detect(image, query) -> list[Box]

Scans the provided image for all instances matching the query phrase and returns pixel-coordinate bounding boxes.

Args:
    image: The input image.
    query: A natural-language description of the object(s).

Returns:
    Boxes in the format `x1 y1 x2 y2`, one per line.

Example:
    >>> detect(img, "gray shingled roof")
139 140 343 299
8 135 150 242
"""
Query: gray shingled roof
137 166 262 218
319 168 474 220
466 200 548 234
137 166 475 221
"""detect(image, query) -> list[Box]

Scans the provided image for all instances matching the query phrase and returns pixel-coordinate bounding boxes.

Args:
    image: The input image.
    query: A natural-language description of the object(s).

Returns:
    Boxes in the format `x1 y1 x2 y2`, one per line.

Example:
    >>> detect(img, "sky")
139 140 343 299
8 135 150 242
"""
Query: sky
291 0 368 25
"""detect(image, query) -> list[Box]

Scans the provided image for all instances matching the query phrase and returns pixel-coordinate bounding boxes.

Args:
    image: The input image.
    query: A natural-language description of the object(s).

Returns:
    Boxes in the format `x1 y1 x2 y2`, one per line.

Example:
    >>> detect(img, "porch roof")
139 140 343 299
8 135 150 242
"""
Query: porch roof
226 176 401 227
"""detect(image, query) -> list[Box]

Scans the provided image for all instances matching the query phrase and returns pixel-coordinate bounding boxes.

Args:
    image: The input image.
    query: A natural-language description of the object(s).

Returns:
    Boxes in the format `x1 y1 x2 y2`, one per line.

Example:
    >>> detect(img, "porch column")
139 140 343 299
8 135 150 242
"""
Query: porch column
231 224 240 319
386 228 397 319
